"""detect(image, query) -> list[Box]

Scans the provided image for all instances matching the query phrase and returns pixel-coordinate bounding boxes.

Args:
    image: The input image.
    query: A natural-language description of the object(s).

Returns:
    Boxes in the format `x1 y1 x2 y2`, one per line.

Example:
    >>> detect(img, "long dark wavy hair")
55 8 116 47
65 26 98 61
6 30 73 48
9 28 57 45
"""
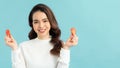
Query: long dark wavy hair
28 4 62 56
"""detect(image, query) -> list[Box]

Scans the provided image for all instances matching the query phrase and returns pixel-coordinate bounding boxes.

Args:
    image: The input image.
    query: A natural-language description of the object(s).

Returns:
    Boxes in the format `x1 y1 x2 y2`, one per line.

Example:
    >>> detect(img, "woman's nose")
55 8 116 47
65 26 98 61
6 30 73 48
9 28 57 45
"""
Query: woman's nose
39 22 44 28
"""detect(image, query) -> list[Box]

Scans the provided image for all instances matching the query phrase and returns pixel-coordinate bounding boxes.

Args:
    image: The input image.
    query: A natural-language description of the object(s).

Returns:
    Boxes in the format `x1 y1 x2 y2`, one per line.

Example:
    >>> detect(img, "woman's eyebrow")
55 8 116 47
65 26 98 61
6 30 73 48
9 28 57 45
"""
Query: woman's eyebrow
42 18 48 20
33 19 39 21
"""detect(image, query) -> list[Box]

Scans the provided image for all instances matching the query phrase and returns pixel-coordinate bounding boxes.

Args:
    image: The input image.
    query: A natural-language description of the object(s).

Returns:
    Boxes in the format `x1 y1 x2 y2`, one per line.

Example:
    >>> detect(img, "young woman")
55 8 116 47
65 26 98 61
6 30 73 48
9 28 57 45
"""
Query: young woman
5 4 78 68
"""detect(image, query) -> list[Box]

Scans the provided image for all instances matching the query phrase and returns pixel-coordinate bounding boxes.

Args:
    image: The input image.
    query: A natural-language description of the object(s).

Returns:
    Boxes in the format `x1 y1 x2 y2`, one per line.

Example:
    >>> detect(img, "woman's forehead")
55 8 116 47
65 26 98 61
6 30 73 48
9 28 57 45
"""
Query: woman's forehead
33 11 48 20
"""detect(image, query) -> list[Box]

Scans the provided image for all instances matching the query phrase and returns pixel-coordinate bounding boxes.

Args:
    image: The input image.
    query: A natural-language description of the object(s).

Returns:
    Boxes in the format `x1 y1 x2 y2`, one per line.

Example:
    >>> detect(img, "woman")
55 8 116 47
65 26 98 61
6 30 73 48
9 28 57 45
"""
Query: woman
5 4 78 68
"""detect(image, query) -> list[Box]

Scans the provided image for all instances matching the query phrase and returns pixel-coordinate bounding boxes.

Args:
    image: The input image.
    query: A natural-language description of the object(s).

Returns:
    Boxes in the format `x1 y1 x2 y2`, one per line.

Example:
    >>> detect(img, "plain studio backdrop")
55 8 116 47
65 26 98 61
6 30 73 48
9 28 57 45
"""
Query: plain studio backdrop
0 0 120 68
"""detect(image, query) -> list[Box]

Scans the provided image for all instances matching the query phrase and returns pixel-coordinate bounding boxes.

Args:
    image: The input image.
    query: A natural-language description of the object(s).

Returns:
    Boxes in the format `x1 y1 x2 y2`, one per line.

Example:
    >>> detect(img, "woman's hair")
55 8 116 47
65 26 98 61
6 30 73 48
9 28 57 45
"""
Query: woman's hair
28 4 62 56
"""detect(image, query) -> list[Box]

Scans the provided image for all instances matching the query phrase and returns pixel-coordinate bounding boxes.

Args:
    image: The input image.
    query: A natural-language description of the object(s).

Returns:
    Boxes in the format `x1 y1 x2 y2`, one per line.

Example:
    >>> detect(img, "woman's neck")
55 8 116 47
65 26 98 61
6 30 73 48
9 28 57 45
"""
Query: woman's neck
37 35 51 40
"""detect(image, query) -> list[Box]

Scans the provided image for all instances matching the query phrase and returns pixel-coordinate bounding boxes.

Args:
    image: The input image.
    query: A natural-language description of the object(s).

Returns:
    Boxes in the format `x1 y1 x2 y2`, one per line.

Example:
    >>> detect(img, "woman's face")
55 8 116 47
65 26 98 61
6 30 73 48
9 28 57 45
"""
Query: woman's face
32 11 51 39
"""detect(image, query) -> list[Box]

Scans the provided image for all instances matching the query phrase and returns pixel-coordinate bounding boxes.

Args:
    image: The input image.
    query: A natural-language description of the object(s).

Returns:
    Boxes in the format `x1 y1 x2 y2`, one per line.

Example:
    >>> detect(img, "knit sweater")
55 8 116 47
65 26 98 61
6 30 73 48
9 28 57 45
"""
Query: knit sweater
12 38 70 68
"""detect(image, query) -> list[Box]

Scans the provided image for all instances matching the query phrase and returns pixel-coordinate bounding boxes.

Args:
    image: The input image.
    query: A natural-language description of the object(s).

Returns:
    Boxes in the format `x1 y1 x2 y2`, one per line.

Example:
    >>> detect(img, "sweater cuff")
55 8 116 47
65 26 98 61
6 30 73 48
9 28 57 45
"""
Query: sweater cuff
61 48 70 54
11 48 21 63
12 48 20 55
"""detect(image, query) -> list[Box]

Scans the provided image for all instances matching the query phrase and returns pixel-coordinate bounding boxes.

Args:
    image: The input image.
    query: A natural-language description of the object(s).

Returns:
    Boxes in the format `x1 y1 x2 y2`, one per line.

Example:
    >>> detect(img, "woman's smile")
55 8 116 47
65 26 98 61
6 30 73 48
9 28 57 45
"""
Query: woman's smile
38 29 46 33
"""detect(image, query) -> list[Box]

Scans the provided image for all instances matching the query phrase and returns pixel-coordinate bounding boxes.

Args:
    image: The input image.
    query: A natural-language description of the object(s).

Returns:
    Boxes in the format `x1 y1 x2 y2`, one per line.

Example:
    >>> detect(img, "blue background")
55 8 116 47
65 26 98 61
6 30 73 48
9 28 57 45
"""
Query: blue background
0 0 120 68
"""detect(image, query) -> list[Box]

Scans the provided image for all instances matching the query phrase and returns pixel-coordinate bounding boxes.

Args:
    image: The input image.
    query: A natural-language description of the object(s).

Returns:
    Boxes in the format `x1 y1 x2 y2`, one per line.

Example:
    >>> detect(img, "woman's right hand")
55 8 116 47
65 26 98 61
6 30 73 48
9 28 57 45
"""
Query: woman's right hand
4 30 18 50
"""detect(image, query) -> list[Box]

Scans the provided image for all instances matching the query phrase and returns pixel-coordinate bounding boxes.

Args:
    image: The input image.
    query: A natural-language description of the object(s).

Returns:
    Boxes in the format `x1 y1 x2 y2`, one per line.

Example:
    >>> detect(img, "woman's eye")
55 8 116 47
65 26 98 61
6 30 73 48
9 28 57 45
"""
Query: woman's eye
43 20 47 22
43 19 49 23
33 21 38 24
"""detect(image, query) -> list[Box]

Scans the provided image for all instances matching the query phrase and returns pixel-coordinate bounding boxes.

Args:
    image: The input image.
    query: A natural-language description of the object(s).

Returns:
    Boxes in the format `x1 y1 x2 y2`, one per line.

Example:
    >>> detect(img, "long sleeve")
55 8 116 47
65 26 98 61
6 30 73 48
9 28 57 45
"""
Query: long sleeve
11 38 70 68
11 47 26 68
57 48 70 68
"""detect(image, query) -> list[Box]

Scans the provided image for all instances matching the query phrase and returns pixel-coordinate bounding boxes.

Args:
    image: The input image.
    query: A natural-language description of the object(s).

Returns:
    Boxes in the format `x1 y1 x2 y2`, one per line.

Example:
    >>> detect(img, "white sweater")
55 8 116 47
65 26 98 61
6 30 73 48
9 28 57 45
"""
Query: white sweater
12 38 70 68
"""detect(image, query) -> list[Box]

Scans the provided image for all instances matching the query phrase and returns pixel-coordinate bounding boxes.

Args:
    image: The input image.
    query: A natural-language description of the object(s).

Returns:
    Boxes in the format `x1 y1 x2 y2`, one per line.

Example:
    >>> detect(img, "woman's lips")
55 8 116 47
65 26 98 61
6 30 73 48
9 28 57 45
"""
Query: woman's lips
38 29 46 33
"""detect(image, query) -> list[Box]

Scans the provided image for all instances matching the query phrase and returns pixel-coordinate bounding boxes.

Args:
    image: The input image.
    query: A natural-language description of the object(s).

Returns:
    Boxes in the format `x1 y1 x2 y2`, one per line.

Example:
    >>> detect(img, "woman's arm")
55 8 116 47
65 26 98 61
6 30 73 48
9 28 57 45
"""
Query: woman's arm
5 30 26 68
57 48 70 68
57 28 78 68
12 47 26 68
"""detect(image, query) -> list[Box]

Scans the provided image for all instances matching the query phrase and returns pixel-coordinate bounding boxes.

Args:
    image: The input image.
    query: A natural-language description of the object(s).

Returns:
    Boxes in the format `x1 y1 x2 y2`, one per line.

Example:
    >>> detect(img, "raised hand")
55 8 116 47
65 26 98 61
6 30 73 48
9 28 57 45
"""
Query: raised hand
63 27 78 49
5 29 18 50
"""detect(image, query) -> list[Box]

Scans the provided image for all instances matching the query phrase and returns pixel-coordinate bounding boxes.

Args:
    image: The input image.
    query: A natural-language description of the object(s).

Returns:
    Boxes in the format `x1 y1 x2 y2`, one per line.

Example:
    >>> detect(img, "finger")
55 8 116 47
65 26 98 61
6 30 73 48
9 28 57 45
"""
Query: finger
5 35 14 44
9 34 15 40
5 36 11 41
67 34 78 43
4 36 7 41
4 37 10 45
71 27 76 36
72 36 78 44
6 29 11 38
71 35 77 40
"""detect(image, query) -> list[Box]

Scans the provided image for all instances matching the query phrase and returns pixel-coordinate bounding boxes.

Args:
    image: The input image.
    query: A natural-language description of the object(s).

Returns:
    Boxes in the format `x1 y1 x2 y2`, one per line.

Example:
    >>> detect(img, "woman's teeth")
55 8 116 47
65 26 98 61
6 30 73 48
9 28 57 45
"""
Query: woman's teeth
38 29 45 33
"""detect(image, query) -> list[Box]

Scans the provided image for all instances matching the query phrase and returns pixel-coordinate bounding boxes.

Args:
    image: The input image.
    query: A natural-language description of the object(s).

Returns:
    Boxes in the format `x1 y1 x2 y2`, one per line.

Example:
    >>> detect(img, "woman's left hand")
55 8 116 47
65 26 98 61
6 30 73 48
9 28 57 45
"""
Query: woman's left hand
63 34 78 50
